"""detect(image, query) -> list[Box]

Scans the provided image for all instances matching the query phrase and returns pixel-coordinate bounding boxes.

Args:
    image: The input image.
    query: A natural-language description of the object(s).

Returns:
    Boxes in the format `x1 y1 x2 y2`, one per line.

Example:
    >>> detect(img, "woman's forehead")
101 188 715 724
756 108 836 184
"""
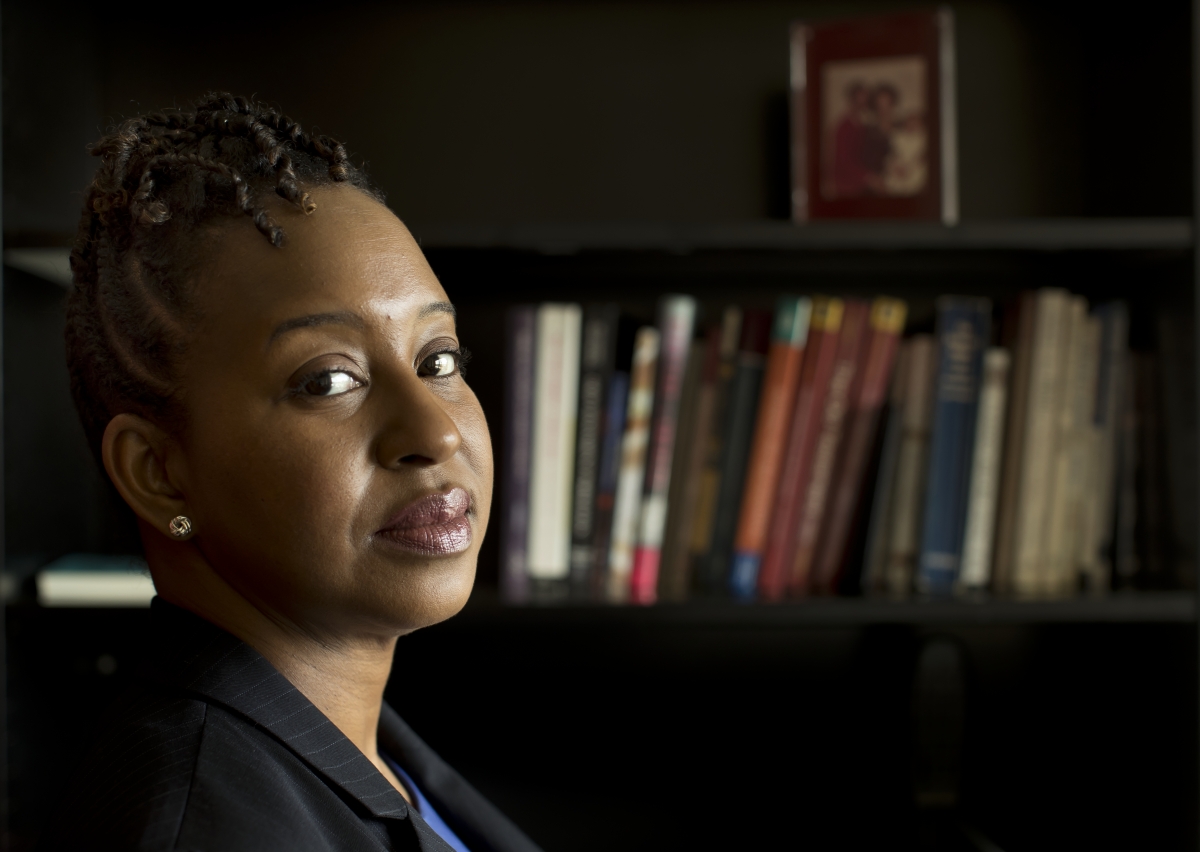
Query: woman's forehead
200 187 447 331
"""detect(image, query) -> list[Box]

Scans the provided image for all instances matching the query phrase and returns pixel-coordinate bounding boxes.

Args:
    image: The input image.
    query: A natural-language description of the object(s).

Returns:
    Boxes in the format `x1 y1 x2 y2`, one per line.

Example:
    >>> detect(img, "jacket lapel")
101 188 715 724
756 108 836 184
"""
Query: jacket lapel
379 704 543 852
145 601 410 821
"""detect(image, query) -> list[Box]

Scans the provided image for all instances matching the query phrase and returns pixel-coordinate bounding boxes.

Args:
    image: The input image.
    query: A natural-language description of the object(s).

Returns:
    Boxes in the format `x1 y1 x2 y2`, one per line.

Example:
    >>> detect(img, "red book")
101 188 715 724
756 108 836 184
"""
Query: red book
788 300 871 595
757 298 845 601
810 298 908 592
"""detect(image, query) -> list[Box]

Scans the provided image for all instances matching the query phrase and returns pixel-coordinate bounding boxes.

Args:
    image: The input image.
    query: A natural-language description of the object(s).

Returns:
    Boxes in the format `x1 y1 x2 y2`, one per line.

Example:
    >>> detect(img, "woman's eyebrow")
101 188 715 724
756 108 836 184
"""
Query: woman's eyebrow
268 310 365 346
418 301 456 320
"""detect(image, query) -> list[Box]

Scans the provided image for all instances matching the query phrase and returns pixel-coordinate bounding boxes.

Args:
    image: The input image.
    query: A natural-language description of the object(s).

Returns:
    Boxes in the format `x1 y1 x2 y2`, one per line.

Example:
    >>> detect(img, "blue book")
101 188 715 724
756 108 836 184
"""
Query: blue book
917 297 992 595
589 371 631 596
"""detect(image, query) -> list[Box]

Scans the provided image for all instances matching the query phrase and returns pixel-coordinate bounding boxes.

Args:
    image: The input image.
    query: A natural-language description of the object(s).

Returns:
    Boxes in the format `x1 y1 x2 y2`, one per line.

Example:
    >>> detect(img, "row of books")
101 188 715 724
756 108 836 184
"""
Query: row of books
501 289 1147 603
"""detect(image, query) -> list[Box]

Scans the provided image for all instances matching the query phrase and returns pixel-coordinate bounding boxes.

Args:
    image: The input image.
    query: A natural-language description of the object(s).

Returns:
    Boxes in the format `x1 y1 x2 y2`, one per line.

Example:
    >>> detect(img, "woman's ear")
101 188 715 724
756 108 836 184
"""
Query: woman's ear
101 413 188 537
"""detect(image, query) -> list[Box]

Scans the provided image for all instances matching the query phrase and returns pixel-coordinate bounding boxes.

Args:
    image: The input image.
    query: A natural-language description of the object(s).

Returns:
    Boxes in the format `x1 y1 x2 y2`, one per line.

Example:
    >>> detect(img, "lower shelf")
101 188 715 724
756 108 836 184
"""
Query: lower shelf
459 589 1197 625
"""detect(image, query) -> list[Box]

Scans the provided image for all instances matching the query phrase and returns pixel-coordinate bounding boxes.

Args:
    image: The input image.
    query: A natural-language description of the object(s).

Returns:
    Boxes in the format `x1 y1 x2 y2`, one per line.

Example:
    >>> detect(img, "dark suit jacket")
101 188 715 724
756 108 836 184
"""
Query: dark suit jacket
38 599 543 852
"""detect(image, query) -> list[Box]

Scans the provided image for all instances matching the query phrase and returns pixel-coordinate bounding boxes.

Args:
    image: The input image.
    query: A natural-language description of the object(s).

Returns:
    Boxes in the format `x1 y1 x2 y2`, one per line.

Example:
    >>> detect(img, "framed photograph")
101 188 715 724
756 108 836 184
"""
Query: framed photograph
790 9 957 223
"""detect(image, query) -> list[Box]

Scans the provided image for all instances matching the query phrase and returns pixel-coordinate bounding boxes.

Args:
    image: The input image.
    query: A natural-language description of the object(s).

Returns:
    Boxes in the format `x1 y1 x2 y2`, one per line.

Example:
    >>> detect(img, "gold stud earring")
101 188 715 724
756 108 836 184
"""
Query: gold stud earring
168 515 193 539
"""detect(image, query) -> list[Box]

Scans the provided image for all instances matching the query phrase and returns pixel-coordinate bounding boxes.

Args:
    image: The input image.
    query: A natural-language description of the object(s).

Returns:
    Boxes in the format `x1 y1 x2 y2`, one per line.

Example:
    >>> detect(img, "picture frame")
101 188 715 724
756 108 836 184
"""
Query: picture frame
790 8 958 224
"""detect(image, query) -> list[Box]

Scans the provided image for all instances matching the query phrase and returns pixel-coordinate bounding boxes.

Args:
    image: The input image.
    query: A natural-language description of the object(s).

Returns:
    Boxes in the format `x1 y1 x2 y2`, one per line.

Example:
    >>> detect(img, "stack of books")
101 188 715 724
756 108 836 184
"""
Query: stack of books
502 289 1153 603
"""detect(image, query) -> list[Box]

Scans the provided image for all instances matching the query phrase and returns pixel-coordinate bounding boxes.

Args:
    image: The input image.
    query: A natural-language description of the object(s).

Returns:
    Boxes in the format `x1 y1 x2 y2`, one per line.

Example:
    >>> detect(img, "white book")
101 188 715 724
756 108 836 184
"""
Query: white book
526 303 582 580
1012 289 1070 597
606 327 660 602
956 348 1010 592
37 554 156 607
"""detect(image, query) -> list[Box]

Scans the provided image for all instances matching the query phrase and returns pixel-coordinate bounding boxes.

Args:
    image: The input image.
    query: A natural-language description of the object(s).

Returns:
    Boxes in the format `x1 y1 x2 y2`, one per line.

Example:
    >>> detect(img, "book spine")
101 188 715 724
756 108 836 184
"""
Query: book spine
883 334 937 595
938 7 958 225
1154 308 1197 589
527 304 582 582
758 298 845 600
789 300 871 595
729 297 812 599
665 328 724 598
501 305 537 602
1012 289 1071 597
860 341 913 593
569 305 620 595
1114 355 1139 584
1069 315 1102 589
631 296 698 604
703 310 773 594
590 371 630 598
917 296 991 595
656 342 704 601
789 23 811 222
606 328 660 602
811 297 907 593
689 308 743 591
956 348 1011 592
991 291 1036 594
1089 302 1129 585
1043 299 1094 595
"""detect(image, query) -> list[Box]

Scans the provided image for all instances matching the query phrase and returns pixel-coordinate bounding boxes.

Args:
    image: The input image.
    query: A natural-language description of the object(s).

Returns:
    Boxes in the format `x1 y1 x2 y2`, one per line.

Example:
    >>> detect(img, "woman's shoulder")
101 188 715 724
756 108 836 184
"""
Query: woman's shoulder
39 680 406 852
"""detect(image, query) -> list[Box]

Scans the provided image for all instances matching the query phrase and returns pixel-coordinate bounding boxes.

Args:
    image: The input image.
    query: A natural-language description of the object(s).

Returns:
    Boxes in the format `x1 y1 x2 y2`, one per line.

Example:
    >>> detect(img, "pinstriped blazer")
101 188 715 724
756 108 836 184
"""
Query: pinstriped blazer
37 599 543 852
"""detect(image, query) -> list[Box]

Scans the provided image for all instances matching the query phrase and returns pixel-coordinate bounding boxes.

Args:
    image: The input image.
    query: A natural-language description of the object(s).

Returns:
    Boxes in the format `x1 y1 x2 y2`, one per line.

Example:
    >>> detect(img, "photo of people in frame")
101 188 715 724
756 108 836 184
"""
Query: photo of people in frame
820 55 928 200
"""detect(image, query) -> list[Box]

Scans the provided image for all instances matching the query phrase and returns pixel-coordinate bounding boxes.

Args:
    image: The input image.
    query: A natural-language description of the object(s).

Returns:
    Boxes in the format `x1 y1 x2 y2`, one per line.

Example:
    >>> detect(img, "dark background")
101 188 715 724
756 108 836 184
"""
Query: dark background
2 1 1198 850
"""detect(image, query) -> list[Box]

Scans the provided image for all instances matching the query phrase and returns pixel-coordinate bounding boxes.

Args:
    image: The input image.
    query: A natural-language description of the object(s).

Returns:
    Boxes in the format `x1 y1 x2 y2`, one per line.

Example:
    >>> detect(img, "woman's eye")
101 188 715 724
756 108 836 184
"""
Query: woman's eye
419 351 460 378
299 370 363 397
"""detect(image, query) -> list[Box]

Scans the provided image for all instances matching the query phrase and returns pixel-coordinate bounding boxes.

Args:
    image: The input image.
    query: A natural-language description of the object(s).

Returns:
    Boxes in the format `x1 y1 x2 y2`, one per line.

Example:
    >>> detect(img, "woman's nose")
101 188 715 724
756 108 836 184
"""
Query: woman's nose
374 373 463 468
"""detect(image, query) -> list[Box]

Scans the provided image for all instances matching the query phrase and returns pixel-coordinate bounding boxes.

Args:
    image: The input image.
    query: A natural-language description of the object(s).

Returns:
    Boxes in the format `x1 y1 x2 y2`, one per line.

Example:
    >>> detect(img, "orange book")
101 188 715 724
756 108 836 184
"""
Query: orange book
728 297 812 599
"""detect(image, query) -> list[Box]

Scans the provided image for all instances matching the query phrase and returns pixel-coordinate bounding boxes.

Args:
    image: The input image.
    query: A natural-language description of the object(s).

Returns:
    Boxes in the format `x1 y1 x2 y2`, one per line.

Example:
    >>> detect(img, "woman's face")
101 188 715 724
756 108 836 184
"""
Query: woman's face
173 185 492 640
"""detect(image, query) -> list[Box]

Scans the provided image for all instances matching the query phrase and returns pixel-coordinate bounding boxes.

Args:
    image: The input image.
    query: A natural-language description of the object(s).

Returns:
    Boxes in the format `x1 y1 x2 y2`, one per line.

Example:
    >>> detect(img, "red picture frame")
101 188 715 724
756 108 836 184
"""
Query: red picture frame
790 9 957 223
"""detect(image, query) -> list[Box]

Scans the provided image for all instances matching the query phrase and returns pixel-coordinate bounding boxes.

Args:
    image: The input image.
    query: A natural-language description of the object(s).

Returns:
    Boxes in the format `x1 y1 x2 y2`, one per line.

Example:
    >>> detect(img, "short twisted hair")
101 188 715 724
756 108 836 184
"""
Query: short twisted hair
66 93 382 458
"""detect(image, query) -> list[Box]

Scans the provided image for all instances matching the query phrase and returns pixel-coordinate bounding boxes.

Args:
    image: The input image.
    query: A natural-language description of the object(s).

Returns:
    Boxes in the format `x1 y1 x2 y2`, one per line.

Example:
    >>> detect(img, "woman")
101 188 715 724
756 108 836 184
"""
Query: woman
39 94 540 852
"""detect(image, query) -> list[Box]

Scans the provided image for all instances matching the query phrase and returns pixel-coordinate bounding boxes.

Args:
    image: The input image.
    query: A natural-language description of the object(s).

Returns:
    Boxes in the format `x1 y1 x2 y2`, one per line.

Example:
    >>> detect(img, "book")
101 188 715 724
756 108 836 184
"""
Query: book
1011 289 1071 597
729 297 813 599
661 327 724 600
790 9 958 223
527 304 583 587
1155 307 1198 588
1087 302 1129 588
991 292 1036 595
701 309 773 594
631 296 698 604
606 327 660 602
1132 351 1169 586
689 308 743 592
656 341 704 601
883 333 937 595
789 300 871 595
569 304 621 596
36 553 155 607
811 297 907 593
501 305 536 602
1043 299 1099 595
759 297 845 600
917 297 991 595
860 340 913 592
955 348 1011 592
590 370 630 598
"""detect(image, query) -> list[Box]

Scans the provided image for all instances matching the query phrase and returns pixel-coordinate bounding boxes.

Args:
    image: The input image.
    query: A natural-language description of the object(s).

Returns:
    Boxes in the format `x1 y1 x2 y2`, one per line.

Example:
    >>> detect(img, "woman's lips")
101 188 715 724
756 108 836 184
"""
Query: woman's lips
376 487 472 555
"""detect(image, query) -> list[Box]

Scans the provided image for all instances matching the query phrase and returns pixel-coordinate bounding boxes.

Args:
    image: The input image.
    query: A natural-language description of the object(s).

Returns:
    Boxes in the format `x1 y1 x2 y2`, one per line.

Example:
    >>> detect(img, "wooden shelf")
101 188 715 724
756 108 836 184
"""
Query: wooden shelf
455 590 1196 626
413 218 1194 255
